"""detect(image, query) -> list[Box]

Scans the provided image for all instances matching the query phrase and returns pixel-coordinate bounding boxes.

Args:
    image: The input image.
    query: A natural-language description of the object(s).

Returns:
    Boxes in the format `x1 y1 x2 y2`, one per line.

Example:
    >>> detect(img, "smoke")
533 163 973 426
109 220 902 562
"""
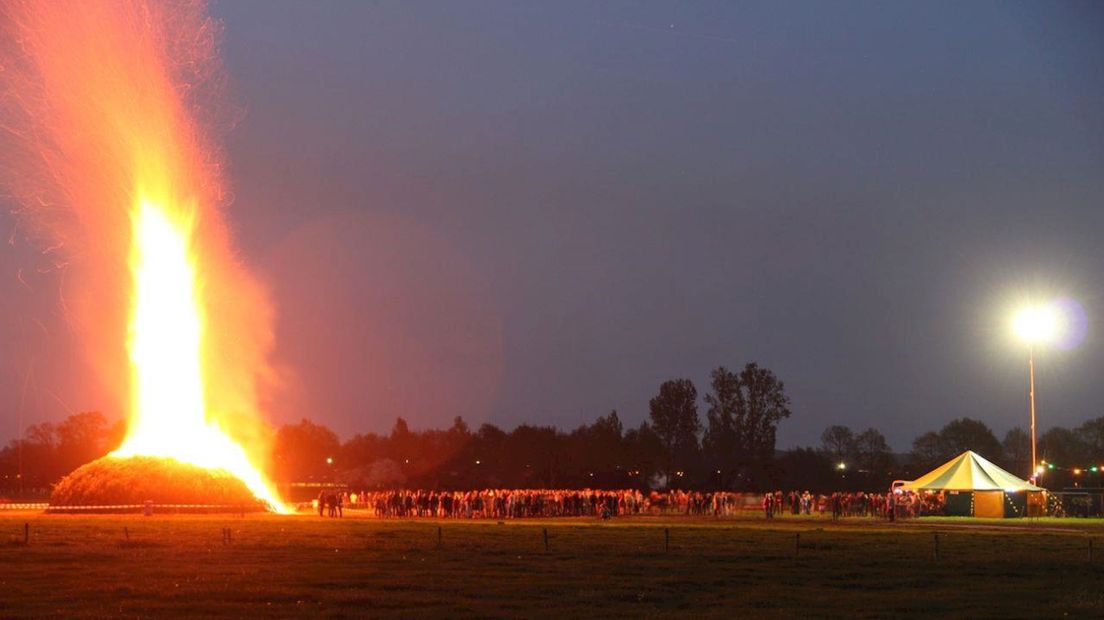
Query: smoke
0 1 279 464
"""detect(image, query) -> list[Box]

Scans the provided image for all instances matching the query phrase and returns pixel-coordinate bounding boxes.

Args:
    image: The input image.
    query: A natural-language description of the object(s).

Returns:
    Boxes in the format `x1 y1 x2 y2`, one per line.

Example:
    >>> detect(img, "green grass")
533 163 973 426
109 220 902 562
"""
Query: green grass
2 511 1103 618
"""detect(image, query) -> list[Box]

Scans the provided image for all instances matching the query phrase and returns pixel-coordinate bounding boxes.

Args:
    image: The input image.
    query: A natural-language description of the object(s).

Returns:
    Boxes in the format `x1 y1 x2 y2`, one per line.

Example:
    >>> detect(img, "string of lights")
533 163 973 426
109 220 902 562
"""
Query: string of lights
1036 460 1104 476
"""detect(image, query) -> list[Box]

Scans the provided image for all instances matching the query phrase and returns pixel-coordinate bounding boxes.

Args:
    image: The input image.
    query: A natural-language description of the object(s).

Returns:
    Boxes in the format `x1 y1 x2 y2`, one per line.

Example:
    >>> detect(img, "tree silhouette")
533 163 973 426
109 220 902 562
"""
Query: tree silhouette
56 411 111 477
648 378 700 482
910 431 944 471
939 418 1002 461
735 363 792 463
819 425 856 465
272 418 341 482
1001 427 1031 476
1075 417 1104 457
703 367 740 472
854 427 891 479
910 418 1002 472
1039 426 1089 466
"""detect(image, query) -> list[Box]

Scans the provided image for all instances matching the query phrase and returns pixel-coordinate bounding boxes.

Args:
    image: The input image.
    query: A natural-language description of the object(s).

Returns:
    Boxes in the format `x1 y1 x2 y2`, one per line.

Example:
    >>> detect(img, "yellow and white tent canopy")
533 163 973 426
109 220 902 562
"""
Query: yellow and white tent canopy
900 450 1042 492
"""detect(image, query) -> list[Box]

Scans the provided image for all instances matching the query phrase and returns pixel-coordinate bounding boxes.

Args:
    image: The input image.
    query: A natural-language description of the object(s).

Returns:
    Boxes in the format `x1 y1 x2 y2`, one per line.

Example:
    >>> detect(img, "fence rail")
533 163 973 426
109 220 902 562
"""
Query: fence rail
0 503 258 511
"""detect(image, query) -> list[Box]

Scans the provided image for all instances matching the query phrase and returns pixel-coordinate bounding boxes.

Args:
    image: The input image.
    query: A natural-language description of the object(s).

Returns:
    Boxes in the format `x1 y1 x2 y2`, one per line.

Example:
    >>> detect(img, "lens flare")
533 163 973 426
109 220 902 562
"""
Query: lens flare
1053 297 1088 351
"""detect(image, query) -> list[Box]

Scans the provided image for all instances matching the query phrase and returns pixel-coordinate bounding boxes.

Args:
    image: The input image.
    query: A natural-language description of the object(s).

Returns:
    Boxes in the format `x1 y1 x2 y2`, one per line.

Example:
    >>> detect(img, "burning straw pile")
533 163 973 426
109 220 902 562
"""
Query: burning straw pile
49 456 263 511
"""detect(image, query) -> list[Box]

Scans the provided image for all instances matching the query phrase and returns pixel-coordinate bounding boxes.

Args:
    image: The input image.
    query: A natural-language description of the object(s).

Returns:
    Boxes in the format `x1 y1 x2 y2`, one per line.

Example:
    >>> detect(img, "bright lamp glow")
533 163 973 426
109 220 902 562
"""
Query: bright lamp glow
1013 305 1061 344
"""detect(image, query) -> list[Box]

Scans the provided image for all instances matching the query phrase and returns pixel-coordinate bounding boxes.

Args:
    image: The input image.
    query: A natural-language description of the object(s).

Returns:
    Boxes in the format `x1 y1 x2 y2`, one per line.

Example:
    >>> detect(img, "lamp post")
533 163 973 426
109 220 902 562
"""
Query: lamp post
1027 343 1037 480
1013 305 1060 482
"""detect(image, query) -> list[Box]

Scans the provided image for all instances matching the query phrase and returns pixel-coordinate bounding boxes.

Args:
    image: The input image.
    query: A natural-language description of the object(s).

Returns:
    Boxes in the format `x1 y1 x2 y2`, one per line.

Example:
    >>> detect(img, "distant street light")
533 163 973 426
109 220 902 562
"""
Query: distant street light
1013 306 1060 344
1013 303 1063 481
837 462 846 471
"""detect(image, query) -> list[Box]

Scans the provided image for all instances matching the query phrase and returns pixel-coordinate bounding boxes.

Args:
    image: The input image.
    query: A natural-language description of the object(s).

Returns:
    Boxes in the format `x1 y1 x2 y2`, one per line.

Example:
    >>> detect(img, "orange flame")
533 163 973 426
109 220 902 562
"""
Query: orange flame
1 1 288 511
112 197 287 512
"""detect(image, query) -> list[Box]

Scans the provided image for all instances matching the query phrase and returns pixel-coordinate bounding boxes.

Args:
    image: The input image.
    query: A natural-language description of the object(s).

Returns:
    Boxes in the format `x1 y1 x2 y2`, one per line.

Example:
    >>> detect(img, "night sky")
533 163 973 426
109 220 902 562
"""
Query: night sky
2 1 1102 450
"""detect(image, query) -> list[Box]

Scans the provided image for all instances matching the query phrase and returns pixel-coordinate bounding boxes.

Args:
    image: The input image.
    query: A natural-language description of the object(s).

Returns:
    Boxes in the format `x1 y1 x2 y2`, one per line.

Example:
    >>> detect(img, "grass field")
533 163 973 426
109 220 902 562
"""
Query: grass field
3 511 1104 618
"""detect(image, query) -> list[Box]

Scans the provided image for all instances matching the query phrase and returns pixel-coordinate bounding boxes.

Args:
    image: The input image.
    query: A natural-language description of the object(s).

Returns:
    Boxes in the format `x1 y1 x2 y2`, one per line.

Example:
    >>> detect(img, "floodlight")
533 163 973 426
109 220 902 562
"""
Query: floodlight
1013 305 1061 344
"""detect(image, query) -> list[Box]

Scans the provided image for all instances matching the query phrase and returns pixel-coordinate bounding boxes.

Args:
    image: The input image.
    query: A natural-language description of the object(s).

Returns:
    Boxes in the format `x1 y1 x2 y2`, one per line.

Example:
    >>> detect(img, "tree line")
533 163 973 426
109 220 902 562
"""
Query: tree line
2 361 1103 495
272 363 794 491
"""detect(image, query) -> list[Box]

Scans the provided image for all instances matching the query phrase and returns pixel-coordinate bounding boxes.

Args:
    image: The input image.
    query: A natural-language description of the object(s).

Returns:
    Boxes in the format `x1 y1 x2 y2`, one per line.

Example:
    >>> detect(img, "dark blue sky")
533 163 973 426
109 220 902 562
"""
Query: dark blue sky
2 1 1102 450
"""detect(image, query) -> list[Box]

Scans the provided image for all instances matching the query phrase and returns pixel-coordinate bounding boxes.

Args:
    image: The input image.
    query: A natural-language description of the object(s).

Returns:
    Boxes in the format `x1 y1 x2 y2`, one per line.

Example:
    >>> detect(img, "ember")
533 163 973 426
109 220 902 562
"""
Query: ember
1 1 288 511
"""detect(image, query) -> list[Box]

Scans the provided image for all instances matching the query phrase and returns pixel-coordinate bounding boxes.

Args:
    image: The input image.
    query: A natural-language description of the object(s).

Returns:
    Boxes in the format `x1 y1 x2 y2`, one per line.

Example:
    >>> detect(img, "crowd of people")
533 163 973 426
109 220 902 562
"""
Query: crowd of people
765 491 884 519
320 489 650 519
305 488 941 520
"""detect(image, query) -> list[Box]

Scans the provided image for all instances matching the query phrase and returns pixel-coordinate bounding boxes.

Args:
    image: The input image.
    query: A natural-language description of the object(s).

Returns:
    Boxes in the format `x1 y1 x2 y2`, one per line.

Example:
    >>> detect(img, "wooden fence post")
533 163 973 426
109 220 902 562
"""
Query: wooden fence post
795 533 800 558
543 528 549 552
24 522 28 545
665 528 670 553
933 533 939 561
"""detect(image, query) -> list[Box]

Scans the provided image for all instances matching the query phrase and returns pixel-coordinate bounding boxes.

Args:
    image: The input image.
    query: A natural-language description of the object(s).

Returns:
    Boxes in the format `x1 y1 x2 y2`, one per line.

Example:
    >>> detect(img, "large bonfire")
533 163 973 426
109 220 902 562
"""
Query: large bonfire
1 1 288 511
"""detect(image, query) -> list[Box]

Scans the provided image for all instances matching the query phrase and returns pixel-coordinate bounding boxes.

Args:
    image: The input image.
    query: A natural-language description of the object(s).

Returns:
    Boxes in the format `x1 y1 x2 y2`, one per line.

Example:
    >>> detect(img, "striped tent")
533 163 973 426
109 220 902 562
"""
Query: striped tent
900 451 1043 517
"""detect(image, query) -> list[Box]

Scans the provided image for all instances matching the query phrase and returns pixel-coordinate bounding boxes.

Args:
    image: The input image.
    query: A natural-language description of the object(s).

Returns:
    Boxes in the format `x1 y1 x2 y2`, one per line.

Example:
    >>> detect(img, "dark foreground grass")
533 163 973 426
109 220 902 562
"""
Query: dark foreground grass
2 512 1103 618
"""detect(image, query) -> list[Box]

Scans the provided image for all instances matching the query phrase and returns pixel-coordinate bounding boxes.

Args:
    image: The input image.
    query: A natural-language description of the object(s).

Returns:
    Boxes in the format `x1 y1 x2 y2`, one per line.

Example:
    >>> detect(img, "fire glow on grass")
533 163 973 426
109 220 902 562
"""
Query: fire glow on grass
1 1 289 512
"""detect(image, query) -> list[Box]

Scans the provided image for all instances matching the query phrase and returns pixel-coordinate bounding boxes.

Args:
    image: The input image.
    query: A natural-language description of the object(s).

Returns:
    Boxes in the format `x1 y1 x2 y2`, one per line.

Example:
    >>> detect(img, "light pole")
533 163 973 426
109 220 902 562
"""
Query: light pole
1013 305 1060 481
1027 343 1037 480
